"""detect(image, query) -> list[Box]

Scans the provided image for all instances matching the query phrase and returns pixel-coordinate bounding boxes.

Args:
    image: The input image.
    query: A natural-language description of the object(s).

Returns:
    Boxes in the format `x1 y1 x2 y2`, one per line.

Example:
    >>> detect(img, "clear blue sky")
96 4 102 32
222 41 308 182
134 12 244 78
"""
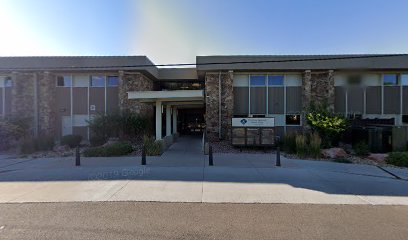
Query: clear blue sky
0 0 407 64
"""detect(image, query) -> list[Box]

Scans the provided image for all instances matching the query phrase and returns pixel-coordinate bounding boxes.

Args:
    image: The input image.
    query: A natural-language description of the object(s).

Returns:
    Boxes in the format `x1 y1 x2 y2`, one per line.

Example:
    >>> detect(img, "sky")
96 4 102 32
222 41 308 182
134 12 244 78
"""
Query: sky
0 0 408 64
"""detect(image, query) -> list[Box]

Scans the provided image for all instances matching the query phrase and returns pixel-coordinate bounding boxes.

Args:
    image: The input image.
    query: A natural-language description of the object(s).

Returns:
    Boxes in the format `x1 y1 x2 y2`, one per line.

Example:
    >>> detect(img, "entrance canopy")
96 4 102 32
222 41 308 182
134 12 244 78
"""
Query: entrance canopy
128 90 204 140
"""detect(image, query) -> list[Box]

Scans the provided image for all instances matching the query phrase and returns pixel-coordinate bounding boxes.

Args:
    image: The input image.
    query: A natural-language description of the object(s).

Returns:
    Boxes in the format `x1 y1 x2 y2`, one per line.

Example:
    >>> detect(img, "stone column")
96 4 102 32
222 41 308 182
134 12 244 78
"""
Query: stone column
302 70 336 133
38 72 57 137
205 71 234 142
302 70 312 113
10 72 35 134
119 71 154 117
221 71 234 140
327 70 335 112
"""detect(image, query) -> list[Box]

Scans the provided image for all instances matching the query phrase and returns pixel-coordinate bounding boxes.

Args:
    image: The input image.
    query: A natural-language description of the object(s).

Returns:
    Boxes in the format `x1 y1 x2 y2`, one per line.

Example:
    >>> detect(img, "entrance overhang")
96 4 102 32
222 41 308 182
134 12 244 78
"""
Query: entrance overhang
128 90 204 103
127 90 204 140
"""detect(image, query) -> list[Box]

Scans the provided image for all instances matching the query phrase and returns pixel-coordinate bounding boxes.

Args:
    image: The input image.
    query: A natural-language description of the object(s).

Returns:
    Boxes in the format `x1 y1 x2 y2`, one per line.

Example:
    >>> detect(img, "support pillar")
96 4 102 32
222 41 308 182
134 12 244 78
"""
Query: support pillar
166 105 172 136
172 107 177 134
155 101 162 140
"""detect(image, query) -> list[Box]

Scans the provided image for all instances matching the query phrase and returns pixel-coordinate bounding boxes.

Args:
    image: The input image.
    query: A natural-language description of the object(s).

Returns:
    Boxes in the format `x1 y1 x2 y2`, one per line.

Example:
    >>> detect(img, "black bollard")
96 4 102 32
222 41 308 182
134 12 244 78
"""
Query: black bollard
209 145 213 166
276 147 281 167
75 146 80 166
141 145 146 165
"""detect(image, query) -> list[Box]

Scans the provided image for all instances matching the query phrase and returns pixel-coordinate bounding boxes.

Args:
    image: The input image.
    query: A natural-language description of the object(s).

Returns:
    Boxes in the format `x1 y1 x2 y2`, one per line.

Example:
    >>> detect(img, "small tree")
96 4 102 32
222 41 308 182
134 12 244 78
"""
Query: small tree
305 102 348 147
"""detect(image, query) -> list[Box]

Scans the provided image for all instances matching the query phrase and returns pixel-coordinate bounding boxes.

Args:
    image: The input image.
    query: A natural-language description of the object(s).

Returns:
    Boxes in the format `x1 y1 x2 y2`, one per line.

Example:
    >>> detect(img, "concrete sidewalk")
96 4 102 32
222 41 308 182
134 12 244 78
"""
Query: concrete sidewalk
0 152 408 205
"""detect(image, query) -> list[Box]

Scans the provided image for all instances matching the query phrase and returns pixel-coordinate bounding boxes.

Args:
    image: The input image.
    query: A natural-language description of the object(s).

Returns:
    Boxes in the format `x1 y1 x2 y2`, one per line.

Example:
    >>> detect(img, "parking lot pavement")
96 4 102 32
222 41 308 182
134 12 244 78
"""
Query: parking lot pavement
1 153 408 205
1 202 408 240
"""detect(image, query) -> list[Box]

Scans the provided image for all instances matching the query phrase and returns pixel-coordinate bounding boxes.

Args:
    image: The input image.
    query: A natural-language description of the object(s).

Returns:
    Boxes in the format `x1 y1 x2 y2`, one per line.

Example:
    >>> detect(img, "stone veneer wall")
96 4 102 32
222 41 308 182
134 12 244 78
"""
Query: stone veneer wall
11 72 35 119
119 71 154 118
205 71 233 141
302 70 335 132
37 72 57 136
9 72 57 137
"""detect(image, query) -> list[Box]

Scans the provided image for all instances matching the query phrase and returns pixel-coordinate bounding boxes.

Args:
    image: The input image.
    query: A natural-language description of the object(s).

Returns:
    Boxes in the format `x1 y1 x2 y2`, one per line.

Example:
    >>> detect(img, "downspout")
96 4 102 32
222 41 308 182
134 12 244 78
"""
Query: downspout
218 71 222 139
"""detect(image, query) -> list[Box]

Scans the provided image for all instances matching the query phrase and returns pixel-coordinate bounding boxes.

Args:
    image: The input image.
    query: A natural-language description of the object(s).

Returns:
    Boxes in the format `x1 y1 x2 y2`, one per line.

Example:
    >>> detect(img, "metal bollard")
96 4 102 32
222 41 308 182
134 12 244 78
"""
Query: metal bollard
209 145 213 166
75 146 80 166
276 147 281 167
141 145 146 165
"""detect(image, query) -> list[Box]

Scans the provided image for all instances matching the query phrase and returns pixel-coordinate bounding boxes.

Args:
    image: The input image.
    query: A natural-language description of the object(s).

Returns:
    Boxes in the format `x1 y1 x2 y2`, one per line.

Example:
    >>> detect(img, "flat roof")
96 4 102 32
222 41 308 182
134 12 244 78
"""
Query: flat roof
0 56 159 78
196 54 408 71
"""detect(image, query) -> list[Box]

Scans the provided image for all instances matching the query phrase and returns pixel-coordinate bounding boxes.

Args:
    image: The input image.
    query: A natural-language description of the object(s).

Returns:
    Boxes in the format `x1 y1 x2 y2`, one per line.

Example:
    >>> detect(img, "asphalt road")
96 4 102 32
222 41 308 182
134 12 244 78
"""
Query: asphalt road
0 202 407 240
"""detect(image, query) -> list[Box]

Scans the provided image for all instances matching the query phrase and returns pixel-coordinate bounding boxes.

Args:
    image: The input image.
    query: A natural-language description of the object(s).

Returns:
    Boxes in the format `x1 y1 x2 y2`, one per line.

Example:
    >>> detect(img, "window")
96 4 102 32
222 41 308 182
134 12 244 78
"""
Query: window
402 115 408 124
73 75 89 87
347 75 362 85
4 77 12 87
250 75 266 86
107 76 119 87
401 74 408 86
286 114 301 125
91 76 105 87
268 75 284 86
383 74 398 85
56 76 72 87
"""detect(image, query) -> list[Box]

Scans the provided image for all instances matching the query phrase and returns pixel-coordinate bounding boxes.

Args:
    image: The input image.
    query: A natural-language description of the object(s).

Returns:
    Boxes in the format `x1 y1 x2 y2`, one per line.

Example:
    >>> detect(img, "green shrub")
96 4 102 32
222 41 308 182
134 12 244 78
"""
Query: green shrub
386 152 408 167
283 132 297 154
20 135 55 154
143 136 162 156
90 135 107 147
83 142 134 157
295 134 308 158
309 133 322 159
87 112 152 146
354 141 370 156
306 102 349 147
61 135 82 148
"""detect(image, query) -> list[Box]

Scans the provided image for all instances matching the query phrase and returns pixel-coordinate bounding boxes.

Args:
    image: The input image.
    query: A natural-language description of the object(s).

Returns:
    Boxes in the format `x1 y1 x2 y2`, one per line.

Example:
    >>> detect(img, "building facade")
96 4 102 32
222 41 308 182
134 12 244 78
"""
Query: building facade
1 55 408 145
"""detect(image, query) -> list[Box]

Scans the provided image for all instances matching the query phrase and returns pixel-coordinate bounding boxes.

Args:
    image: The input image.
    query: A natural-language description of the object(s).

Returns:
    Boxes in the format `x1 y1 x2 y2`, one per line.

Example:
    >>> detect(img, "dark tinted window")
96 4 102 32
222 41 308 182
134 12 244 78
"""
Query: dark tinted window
56 76 72 87
4 77 12 87
286 114 301 125
403 115 408 124
91 76 105 87
250 75 266 86
107 76 119 87
268 75 284 86
383 74 398 85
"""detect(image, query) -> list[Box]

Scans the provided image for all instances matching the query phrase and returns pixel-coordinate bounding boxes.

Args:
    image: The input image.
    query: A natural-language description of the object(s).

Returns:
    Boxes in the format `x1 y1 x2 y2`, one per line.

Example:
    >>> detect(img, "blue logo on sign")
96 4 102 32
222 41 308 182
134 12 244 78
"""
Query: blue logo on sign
240 119 247 125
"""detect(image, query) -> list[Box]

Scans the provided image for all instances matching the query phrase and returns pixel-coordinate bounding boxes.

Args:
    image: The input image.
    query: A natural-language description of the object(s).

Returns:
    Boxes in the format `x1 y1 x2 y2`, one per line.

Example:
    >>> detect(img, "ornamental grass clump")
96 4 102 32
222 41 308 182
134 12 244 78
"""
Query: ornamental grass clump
309 133 322 159
295 134 308 158
283 132 297 154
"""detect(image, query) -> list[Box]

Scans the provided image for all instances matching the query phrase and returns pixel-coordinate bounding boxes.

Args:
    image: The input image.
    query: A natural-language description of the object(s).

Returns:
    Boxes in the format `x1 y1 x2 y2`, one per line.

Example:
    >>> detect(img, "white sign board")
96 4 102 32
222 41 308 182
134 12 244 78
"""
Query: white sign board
232 118 275 127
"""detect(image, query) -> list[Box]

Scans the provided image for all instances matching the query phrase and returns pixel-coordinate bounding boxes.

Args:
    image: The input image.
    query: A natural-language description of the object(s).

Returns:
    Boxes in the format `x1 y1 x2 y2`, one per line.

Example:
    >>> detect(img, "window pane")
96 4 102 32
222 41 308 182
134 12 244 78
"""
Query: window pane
107 76 119 87
286 114 301 125
4 77 12 87
268 75 284 86
73 75 89 87
91 76 105 87
56 76 72 87
250 75 266 86
401 74 408 86
383 74 398 85
403 115 408 124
